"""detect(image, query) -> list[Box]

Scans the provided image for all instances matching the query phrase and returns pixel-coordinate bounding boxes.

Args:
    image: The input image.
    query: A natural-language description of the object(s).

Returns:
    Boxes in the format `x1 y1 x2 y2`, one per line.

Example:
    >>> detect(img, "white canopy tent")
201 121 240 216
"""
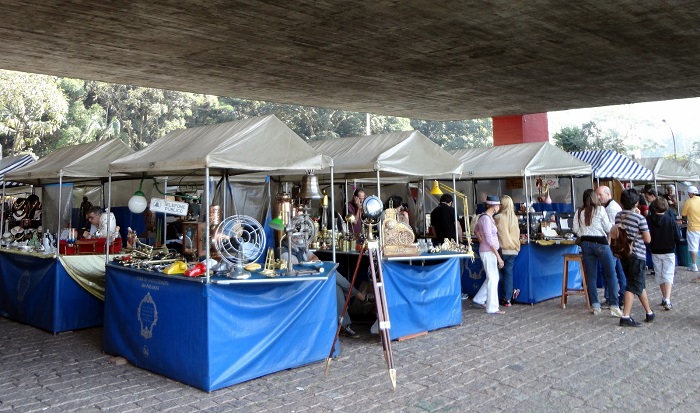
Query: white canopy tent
309 130 463 242
634 157 697 182
453 142 592 179
109 115 333 282
451 142 592 242
3 139 134 239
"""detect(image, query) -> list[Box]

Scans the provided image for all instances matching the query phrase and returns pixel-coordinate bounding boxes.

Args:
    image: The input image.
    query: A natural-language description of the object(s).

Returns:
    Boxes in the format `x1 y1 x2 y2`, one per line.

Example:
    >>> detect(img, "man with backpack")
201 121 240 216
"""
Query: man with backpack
614 188 655 327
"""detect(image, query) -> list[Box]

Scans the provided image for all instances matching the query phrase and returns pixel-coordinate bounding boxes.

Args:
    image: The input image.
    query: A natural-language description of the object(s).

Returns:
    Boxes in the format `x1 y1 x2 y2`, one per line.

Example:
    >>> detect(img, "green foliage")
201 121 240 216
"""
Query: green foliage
0 71 494 157
0 70 68 155
553 121 628 154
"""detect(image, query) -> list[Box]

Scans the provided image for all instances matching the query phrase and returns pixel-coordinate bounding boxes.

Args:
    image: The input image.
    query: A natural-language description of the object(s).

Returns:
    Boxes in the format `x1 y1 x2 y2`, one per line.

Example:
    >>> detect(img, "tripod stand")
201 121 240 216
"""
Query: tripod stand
325 230 396 390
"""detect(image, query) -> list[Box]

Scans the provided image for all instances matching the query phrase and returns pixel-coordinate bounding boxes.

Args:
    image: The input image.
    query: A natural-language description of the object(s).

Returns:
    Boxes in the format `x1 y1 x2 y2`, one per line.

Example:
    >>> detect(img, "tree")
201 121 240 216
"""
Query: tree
553 126 587 152
410 119 492 149
553 121 629 154
0 70 68 155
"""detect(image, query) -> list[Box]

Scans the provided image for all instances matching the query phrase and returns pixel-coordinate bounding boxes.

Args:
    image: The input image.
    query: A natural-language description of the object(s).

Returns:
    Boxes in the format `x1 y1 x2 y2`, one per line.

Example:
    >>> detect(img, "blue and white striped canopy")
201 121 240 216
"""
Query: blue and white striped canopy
570 150 653 181
0 154 36 187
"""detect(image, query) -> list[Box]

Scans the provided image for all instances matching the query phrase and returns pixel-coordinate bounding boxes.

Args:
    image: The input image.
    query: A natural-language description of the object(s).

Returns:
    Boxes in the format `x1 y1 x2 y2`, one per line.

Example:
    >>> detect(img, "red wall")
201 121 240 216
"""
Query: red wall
492 113 549 146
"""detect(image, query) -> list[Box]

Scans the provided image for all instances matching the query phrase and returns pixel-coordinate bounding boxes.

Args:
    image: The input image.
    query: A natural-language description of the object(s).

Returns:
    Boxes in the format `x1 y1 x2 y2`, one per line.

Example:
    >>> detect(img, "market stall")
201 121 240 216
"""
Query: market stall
0 139 134 332
451 142 592 304
309 130 468 339
104 115 338 391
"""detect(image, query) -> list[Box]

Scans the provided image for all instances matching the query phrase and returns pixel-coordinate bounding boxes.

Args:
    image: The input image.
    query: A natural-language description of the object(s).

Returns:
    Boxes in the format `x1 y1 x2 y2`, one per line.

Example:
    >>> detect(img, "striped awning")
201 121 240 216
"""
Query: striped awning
0 154 36 187
570 150 653 181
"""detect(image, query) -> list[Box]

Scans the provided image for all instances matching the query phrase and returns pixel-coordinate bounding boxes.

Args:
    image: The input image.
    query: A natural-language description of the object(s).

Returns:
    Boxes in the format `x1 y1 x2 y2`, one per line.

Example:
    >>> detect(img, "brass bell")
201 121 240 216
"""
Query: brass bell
299 172 322 199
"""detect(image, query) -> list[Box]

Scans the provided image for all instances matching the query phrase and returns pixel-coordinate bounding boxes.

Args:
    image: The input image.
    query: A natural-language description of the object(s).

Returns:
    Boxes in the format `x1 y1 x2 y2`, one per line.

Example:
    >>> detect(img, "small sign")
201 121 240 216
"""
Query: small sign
505 178 523 189
150 198 189 216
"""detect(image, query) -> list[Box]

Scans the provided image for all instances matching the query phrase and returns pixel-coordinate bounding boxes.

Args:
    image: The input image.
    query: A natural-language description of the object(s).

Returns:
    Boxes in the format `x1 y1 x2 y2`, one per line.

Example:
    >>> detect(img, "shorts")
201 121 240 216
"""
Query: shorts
652 253 675 285
622 257 646 296
687 230 700 254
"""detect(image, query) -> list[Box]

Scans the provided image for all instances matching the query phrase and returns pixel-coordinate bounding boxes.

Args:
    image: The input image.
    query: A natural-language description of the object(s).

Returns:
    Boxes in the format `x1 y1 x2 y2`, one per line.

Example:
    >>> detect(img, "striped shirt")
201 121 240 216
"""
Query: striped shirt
615 210 649 260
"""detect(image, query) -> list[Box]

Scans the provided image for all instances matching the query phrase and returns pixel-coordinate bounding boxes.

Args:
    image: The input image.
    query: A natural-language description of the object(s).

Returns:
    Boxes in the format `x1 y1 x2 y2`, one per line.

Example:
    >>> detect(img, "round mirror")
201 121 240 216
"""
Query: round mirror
362 195 383 221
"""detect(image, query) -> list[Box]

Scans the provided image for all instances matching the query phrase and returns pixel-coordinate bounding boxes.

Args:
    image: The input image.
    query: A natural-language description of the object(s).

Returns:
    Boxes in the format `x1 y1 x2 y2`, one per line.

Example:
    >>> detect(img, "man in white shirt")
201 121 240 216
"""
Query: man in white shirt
596 185 626 306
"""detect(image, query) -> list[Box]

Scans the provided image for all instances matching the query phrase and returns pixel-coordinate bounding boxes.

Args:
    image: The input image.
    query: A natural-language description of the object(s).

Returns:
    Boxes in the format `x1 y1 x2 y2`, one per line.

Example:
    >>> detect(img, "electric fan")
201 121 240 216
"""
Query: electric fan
213 215 266 279
289 214 316 249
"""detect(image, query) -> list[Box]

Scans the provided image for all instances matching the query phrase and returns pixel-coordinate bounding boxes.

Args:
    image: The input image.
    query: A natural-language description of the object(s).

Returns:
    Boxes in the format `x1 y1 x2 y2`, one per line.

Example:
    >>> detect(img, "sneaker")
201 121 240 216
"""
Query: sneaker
341 326 360 338
619 317 641 327
645 312 655 323
663 301 673 311
691 264 698 272
591 307 602 315
610 306 623 318
461 293 469 301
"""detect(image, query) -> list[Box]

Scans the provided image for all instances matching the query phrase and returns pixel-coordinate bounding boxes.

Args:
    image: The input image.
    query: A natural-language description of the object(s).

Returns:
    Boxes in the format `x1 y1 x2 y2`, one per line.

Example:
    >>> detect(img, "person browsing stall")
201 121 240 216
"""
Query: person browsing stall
494 195 520 307
472 196 505 315
595 185 626 308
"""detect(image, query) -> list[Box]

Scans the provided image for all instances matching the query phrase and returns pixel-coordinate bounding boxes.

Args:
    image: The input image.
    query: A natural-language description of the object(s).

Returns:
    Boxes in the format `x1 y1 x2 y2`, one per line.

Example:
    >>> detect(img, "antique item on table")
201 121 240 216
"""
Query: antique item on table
181 221 207 259
184 261 207 277
163 260 187 275
212 214 266 279
382 203 418 257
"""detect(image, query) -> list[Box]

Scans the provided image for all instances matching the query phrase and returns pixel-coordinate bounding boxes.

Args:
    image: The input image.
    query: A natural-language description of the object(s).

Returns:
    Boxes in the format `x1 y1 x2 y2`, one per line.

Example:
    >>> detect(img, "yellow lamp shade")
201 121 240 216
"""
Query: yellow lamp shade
430 180 443 195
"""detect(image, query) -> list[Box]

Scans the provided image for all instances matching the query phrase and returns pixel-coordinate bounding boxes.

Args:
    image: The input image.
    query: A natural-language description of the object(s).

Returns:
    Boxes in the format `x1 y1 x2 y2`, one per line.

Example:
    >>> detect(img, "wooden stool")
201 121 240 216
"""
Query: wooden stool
561 253 590 310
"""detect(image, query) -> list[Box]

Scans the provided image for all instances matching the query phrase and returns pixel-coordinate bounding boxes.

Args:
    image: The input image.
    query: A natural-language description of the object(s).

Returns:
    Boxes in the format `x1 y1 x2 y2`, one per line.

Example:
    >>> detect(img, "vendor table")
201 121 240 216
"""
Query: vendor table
317 250 465 339
103 262 339 392
0 250 104 333
461 242 581 304
383 253 465 340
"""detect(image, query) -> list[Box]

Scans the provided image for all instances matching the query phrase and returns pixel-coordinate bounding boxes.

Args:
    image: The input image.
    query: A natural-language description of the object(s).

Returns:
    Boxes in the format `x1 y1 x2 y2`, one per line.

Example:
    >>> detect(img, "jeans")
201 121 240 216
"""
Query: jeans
581 241 618 308
498 254 517 302
604 258 627 305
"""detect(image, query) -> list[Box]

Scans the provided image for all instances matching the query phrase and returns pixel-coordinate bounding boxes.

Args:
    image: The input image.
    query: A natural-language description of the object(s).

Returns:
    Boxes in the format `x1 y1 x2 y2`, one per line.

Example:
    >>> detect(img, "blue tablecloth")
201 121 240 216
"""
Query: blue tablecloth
461 243 581 304
382 257 462 340
0 250 104 333
103 263 338 391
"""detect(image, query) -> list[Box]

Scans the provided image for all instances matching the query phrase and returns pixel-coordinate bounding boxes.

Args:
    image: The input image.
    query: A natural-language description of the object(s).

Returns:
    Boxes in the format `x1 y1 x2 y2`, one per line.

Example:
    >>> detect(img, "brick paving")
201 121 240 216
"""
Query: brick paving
1 267 700 412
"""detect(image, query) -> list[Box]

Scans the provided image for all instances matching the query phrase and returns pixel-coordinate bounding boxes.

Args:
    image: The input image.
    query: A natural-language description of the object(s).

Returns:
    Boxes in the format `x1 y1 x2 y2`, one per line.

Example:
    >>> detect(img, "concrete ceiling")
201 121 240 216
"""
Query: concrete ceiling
0 1 699 121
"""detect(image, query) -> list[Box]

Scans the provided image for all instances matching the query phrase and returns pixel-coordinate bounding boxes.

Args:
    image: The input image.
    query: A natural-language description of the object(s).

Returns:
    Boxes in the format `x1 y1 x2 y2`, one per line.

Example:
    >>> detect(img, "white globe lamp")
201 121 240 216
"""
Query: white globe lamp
128 190 148 214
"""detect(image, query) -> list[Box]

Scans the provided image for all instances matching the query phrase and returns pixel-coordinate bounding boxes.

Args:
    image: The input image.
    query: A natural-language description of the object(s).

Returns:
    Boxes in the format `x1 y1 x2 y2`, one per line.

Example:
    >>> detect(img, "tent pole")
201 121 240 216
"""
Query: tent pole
1 181 5 237
57 174 64 255
452 174 459 243
330 165 336 263
344 178 349 216
524 176 530 243
570 176 575 209
163 177 168 247
105 174 112 264
377 170 382 248
205 168 211 283
421 178 426 235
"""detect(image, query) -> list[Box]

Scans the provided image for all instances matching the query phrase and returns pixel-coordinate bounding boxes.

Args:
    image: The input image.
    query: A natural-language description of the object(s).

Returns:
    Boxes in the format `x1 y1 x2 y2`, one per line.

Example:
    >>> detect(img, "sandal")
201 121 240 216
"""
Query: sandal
512 289 520 300
488 310 506 315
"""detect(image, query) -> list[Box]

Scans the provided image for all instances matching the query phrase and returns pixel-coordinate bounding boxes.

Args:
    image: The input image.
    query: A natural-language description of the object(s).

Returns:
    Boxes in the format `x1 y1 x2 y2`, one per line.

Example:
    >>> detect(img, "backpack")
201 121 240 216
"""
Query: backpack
609 218 633 259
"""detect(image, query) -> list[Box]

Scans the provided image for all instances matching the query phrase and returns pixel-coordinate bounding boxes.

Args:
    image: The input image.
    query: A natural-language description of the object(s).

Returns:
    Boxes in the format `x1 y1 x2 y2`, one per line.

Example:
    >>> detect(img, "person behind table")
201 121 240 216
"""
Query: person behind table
281 234 372 338
617 188 655 327
682 185 700 276
494 195 520 307
472 195 505 315
384 195 409 224
663 184 679 216
573 189 622 318
430 193 462 244
647 197 680 310
347 188 365 234
595 185 626 308
83 206 119 239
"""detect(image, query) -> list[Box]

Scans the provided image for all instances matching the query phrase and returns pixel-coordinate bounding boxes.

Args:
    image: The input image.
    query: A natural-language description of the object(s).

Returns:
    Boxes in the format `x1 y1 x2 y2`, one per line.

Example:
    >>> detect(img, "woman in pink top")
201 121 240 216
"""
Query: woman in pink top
473 196 506 314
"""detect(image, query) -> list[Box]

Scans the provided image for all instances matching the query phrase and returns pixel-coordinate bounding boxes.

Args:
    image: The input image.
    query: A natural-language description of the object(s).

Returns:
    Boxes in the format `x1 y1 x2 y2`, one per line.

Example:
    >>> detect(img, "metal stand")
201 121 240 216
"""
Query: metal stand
324 237 397 391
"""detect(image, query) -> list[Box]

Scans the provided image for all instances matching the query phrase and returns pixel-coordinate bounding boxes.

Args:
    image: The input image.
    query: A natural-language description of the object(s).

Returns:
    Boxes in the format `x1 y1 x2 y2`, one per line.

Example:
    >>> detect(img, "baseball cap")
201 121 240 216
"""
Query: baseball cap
688 186 699 195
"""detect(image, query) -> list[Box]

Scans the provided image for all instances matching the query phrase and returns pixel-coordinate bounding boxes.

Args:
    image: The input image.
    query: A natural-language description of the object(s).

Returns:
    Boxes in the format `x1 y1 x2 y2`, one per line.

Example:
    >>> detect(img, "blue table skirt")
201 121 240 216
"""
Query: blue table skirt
382 258 462 340
103 263 339 392
0 250 104 333
461 243 581 304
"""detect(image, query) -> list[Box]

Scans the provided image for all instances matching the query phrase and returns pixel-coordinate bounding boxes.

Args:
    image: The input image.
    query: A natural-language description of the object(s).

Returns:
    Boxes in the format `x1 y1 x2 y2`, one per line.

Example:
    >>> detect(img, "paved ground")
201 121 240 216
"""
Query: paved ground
1 267 700 413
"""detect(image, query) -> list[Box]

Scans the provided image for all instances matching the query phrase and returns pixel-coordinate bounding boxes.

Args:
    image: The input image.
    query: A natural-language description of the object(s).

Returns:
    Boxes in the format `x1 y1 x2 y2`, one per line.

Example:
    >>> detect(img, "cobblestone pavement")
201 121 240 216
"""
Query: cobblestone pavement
1 267 700 413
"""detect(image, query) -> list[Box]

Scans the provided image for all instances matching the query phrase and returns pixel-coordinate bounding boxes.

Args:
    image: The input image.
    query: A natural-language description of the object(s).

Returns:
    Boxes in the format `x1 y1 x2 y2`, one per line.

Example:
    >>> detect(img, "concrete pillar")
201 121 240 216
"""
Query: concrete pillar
492 113 549 146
